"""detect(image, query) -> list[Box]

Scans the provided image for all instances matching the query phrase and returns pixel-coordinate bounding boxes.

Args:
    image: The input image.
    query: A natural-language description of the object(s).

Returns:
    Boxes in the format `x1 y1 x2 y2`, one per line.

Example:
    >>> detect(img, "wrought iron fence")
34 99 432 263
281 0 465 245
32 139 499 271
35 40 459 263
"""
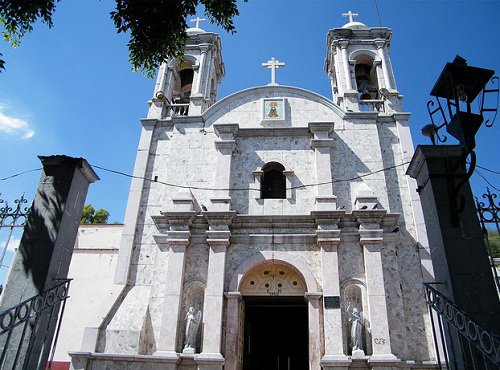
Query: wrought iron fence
0 194 31 272
475 188 500 295
424 283 500 369
0 279 71 370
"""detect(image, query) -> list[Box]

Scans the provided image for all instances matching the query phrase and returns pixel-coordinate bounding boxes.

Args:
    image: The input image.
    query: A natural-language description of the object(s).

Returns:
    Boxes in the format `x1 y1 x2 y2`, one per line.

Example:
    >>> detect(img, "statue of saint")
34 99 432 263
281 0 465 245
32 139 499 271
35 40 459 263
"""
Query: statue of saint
349 307 363 351
346 301 364 355
183 306 202 353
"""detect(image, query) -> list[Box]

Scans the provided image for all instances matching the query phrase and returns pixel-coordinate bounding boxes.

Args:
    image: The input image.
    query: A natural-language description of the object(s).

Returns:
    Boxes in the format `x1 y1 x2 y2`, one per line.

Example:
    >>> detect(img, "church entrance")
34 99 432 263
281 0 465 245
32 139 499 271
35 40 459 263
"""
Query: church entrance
243 296 308 370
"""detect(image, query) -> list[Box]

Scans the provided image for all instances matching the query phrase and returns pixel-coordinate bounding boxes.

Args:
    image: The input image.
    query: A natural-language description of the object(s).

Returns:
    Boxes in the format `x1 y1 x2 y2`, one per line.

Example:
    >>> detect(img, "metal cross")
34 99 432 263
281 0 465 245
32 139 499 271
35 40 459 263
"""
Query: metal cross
190 16 206 28
261 57 285 85
342 10 359 23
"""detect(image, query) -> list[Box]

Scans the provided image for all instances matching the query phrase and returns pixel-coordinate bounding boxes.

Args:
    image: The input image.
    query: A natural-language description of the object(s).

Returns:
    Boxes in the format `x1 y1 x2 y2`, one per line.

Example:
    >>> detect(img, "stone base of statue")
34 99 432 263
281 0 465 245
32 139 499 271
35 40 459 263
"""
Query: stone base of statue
183 347 195 354
351 349 365 359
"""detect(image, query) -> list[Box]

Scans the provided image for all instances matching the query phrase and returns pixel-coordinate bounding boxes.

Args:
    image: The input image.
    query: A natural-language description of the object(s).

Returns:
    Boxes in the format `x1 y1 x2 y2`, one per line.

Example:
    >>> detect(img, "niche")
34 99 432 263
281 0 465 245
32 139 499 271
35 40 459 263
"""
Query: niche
354 54 379 100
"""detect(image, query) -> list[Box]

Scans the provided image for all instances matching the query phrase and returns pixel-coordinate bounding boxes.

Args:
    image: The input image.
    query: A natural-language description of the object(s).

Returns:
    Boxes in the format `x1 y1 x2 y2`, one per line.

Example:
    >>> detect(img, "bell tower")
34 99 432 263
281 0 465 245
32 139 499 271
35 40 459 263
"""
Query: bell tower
149 17 225 118
325 11 402 113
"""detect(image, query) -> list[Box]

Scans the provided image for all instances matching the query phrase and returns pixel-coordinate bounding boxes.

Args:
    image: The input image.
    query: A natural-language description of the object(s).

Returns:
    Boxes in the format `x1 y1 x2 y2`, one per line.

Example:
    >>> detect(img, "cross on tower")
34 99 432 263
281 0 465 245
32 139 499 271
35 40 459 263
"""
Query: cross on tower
342 10 359 23
261 57 285 85
190 16 206 29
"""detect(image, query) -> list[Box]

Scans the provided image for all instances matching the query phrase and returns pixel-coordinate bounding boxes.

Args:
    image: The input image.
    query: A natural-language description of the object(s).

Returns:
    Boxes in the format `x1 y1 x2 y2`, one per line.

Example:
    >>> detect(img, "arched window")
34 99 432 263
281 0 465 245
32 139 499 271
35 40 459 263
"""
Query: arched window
354 54 379 100
261 162 286 199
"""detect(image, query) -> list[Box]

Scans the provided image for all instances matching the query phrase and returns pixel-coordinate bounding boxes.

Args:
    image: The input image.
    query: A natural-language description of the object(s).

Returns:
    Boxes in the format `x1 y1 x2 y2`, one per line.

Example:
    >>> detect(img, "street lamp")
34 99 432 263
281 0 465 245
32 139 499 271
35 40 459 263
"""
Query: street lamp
423 55 498 153
422 56 498 221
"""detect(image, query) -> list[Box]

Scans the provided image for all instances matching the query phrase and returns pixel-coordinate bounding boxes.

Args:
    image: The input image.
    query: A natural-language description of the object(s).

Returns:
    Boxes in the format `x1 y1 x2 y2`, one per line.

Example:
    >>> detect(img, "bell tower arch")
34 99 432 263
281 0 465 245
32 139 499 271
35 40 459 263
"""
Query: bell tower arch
325 11 402 113
149 19 225 118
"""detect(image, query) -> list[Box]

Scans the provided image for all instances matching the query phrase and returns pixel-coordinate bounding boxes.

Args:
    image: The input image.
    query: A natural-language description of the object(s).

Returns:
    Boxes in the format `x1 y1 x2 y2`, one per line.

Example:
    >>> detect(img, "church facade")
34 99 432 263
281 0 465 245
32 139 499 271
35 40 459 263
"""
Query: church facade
69 15 438 370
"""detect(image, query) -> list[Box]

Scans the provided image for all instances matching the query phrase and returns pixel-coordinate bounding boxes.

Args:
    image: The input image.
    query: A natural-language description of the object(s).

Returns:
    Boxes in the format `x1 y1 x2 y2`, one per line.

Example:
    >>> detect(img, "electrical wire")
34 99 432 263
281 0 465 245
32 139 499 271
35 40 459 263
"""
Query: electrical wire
476 164 500 176
92 161 411 192
474 169 500 192
3 161 499 194
0 168 42 182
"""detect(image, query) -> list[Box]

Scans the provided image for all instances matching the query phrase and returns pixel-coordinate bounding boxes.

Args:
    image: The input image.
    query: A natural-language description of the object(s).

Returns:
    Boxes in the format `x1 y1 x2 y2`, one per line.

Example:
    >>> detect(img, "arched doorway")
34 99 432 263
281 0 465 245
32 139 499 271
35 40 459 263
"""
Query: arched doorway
239 261 309 370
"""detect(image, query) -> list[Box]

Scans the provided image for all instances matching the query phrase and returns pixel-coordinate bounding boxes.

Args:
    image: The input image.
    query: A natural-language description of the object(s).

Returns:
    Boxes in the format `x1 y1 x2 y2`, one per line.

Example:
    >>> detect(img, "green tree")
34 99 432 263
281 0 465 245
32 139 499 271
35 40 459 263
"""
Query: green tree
0 0 239 76
487 231 500 258
80 204 110 224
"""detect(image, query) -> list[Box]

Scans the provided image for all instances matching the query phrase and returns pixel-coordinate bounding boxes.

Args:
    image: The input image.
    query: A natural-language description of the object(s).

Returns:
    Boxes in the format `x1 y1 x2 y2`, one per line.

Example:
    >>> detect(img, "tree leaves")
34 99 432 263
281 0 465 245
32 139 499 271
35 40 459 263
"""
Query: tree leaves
80 204 110 224
0 0 240 76
0 0 58 70
110 0 238 77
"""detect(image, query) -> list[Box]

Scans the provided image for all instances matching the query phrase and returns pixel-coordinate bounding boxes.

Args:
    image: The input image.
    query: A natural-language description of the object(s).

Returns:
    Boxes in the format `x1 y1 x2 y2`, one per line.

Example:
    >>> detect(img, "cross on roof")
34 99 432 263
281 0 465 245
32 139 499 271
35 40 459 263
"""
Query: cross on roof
342 10 359 23
261 57 285 85
190 16 206 29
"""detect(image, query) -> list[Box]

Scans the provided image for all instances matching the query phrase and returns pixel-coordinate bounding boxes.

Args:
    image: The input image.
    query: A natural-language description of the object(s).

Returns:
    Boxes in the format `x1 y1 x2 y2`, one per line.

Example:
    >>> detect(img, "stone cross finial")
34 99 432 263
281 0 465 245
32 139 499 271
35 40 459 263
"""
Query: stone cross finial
342 10 359 23
261 57 285 85
190 16 206 28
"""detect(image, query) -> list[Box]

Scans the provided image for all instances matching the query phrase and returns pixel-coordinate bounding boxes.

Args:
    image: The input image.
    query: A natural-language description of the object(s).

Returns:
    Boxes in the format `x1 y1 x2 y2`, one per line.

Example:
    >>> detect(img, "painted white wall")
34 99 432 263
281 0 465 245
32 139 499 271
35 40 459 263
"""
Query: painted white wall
52 224 122 363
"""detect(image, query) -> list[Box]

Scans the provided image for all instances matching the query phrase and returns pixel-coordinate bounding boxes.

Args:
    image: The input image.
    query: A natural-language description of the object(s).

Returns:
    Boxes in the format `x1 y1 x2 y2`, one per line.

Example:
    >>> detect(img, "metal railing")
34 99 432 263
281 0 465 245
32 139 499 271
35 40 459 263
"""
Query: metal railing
0 194 30 271
476 188 500 295
170 103 189 116
0 279 71 370
424 283 500 369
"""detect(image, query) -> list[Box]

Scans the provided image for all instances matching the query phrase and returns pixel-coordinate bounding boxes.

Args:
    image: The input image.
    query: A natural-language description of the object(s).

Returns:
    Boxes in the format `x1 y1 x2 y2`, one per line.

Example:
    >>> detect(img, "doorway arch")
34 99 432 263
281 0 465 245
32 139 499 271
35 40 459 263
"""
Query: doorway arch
225 252 322 370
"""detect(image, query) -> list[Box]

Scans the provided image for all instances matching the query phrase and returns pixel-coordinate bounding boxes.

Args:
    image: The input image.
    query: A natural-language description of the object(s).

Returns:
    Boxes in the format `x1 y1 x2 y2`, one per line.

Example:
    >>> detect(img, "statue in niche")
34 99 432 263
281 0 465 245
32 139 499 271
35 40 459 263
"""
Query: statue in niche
346 301 364 356
183 306 202 354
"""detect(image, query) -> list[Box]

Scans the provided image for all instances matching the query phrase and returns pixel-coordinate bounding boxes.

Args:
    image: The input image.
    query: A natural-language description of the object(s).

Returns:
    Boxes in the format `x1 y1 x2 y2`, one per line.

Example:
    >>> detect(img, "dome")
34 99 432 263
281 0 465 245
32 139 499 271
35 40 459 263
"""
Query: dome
186 27 206 35
342 21 369 30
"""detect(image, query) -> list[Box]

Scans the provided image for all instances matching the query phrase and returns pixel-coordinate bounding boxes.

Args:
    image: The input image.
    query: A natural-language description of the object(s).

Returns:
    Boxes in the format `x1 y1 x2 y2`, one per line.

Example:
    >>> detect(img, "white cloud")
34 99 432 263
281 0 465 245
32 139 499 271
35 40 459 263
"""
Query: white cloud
0 104 35 139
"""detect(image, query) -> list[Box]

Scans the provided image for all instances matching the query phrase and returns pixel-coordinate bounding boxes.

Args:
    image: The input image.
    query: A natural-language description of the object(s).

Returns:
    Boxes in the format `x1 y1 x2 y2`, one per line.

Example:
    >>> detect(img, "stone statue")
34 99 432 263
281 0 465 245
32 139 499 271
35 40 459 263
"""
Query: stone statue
183 306 202 354
347 302 364 356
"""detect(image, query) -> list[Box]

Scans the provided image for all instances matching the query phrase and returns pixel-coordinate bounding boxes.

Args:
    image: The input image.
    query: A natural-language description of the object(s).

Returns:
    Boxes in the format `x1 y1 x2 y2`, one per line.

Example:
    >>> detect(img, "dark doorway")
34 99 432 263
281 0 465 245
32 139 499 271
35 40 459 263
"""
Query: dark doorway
243 296 308 370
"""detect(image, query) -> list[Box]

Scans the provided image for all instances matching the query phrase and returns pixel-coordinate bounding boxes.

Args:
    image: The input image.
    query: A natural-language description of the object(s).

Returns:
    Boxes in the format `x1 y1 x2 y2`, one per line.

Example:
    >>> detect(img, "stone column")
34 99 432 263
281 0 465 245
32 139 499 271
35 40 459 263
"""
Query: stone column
155 211 196 358
339 40 352 91
0 155 98 370
374 40 392 91
197 212 235 369
190 44 210 115
407 145 500 365
309 122 337 211
211 124 238 211
354 211 399 366
223 292 242 370
311 211 352 369
305 293 322 370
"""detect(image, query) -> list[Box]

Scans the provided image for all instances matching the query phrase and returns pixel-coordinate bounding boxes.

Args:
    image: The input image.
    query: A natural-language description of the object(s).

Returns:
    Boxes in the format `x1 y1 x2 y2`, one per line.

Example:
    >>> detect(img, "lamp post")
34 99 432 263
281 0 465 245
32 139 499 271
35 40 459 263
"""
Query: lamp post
422 56 498 224
424 55 498 153
407 56 500 369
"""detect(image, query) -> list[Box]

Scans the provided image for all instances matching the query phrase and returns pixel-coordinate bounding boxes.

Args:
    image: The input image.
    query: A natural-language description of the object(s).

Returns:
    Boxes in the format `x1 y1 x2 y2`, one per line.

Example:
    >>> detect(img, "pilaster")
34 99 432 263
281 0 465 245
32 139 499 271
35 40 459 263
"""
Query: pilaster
211 124 239 211
305 292 323 370
311 211 348 364
155 211 196 356
309 122 336 210
223 292 242 370
198 211 235 367
354 211 398 363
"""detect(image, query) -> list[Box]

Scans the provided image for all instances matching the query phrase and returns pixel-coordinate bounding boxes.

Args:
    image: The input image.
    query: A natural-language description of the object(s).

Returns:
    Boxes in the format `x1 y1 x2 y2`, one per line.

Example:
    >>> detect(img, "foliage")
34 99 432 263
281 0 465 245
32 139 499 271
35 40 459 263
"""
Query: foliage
80 204 110 224
0 0 239 75
0 0 58 71
487 231 500 258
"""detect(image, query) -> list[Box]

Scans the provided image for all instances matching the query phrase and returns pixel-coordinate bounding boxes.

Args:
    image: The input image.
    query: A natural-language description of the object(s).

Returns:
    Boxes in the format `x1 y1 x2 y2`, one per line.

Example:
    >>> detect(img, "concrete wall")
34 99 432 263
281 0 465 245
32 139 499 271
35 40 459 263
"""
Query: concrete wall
52 224 122 364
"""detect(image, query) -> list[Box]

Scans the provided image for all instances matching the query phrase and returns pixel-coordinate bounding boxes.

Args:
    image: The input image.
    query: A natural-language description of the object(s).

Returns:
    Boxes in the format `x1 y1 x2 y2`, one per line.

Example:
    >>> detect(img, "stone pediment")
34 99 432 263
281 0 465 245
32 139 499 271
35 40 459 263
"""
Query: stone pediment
202 85 345 128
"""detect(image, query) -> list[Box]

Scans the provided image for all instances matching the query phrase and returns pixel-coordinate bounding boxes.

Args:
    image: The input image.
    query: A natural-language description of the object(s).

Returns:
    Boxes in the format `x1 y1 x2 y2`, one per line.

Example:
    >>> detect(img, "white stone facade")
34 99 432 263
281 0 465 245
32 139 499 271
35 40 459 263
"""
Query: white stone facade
69 20 438 370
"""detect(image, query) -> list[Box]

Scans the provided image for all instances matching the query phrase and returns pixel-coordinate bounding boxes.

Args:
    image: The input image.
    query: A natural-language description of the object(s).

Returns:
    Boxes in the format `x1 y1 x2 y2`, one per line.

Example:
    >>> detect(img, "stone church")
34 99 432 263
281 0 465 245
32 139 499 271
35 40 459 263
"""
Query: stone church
67 13 438 370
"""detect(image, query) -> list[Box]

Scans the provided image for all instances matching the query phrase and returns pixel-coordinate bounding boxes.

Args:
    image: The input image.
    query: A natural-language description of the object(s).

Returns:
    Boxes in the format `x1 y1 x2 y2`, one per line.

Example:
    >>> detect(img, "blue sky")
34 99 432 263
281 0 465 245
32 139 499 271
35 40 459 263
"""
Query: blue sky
1 0 500 281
